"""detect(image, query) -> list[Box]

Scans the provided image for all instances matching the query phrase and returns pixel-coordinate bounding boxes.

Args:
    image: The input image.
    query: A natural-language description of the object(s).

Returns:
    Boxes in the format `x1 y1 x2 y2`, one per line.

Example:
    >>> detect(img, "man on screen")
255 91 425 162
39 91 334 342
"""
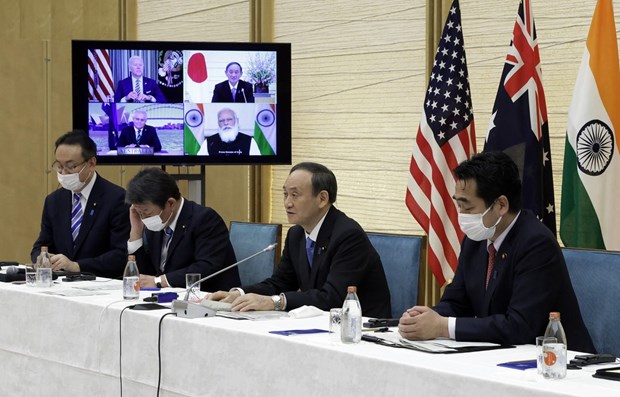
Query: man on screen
197 107 260 156
125 168 240 291
114 55 167 103
31 130 130 279
398 151 595 353
211 62 255 103
117 110 162 152
208 162 391 318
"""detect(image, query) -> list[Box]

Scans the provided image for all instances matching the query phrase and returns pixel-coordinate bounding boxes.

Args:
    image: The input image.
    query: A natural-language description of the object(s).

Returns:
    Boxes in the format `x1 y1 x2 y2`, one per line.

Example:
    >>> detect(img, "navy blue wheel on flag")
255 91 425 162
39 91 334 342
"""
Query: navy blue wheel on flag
185 108 203 128
576 119 614 176
256 108 275 128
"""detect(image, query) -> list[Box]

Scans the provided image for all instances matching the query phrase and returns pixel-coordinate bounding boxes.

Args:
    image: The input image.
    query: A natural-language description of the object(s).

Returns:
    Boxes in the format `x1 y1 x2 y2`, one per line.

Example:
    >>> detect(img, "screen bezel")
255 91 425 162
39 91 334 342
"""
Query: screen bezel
71 40 291 166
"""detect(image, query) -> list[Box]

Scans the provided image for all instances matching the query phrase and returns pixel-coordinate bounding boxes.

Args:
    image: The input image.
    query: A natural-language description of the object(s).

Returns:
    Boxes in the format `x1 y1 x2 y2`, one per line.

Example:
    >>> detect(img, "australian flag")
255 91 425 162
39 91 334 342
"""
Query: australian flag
484 0 556 234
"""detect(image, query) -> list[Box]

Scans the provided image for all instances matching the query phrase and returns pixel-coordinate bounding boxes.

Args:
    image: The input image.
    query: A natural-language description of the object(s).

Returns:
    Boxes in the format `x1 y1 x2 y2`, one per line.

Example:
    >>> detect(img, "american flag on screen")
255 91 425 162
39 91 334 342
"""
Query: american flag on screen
88 49 114 102
484 0 556 234
406 0 476 286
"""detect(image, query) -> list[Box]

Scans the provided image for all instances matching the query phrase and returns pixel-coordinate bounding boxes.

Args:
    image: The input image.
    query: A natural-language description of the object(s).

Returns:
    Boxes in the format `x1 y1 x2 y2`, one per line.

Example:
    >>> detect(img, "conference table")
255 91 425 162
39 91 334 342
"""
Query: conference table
1 280 619 397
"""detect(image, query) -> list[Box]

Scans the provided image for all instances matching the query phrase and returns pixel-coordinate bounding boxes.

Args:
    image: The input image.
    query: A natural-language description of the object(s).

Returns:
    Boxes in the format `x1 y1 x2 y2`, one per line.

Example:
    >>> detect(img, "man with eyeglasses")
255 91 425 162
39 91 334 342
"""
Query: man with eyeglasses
31 130 130 279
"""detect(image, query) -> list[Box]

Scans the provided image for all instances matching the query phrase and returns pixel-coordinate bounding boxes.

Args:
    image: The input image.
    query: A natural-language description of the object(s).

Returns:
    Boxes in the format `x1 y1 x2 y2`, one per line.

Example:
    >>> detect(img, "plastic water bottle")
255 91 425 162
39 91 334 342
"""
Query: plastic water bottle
340 286 362 344
35 246 51 269
123 255 140 300
542 311 567 379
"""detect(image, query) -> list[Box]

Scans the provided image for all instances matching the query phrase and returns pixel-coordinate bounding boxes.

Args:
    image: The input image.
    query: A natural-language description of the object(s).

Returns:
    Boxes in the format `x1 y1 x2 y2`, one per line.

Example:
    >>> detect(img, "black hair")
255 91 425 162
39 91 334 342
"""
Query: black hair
54 130 97 160
125 167 181 208
453 151 522 212
289 162 337 204
225 62 242 73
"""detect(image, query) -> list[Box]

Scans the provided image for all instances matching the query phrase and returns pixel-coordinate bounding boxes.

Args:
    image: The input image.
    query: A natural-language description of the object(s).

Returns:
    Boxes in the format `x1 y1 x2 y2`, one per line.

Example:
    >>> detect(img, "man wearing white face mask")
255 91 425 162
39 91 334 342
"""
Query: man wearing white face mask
399 151 595 353
125 167 239 291
31 130 130 278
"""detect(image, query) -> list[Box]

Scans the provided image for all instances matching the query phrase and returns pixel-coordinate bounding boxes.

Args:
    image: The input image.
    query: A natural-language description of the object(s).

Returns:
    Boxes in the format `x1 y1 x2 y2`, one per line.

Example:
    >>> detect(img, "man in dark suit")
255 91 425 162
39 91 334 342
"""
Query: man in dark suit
399 151 595 353
211 62 255 103
31 130 130 279
209 162 391 318
117 110 162 152
114 55 166 103
125 168 239 292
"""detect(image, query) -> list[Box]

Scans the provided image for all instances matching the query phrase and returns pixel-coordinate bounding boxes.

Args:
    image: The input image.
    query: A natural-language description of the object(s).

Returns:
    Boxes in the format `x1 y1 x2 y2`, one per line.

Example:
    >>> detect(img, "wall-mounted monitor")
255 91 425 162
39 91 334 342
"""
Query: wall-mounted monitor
72 40 291 165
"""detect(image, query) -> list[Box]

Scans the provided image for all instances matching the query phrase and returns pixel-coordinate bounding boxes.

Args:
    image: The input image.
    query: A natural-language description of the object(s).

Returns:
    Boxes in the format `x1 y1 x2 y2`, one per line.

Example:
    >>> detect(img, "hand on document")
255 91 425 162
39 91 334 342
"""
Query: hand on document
398 306 450 341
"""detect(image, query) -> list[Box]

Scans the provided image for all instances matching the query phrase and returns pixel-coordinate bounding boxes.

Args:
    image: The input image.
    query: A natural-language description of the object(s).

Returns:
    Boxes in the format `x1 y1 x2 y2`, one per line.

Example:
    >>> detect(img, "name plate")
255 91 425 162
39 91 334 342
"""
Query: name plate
117 146 155 155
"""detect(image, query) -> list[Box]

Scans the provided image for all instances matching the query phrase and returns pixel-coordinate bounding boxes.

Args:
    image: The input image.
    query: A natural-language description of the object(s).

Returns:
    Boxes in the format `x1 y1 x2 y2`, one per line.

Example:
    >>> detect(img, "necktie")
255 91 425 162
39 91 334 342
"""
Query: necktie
231 87 236 101
486 244 496 289
160 226 173 272
71 193 83 244
136 128 142 143
134 79 141 96
306 238 315 268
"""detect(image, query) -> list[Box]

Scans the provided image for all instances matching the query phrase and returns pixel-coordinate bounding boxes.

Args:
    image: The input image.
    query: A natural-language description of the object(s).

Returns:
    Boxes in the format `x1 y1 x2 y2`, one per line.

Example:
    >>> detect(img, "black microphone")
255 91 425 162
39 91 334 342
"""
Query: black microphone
6 266 20 275
241 88 247 103
171 243 278 318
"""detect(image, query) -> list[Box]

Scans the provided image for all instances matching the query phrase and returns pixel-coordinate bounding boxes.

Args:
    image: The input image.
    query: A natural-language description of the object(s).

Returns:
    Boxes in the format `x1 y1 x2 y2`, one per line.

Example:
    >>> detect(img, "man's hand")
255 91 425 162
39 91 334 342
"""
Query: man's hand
129 205 144 241
398 305 449 341
230 293 274 312
208 290 240 303
49 254 80 272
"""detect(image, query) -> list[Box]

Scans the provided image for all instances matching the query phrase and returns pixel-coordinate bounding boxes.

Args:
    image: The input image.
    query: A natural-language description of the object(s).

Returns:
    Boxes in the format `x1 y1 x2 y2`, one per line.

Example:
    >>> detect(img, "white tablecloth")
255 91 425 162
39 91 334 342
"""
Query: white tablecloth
0 280 618 396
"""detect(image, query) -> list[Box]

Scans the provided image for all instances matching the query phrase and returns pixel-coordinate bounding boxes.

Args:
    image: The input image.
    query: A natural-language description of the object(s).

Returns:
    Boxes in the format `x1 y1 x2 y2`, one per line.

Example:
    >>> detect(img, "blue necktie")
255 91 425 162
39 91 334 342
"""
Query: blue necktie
71 193 83 244
136 128 142 143
306 238 315 268
231 87 236 101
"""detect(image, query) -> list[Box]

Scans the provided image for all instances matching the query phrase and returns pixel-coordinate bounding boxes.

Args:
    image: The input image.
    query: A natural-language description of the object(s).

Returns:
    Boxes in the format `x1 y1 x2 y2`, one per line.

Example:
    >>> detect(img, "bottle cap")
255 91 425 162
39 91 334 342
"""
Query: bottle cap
347 286 357 293
41 246 49 252
549 311 560 320
128 255 136 261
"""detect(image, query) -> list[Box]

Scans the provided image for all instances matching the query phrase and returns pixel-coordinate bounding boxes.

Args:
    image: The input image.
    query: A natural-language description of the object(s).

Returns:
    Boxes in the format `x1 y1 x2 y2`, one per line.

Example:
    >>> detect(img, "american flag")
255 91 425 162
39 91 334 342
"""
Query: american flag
88 49 114 102
406 0 476 286
484 0 556 234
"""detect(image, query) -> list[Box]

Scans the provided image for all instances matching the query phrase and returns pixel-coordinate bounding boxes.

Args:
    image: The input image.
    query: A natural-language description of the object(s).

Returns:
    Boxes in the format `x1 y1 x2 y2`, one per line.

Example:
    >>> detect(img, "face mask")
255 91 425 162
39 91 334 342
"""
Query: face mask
141 207 173 232
56 164 88 192
458 204 502 241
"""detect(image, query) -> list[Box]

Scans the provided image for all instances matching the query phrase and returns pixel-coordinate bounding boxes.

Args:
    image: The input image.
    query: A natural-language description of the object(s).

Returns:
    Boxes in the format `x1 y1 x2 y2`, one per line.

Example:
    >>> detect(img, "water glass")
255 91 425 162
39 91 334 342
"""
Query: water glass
329 308 342 340
25 265 37 286
536 336 557 374
186 273 201 301
36 267 53 288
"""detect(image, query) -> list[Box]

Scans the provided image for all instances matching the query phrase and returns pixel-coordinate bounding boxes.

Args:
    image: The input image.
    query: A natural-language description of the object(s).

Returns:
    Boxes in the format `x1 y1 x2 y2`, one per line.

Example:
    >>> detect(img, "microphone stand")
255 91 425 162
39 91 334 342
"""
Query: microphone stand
241 88 248 103
171 243 277 318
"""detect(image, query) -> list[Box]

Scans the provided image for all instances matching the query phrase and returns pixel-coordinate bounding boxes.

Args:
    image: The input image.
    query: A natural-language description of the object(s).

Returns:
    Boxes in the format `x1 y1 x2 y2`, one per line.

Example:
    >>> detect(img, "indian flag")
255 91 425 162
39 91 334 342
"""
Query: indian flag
560 0 620 250
184 103 206 155
254 104 276 155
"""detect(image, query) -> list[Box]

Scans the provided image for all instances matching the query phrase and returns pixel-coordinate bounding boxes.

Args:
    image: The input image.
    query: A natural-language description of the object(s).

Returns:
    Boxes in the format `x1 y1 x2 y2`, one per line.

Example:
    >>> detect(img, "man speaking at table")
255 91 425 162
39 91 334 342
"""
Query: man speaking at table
398 151 595 353
209 162 391 318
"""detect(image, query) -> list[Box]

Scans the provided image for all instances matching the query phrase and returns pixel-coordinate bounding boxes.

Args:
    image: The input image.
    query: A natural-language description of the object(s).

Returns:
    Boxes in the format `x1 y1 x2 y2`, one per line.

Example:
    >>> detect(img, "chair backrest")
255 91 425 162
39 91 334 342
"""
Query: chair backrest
367 232 425 318
562 247 620 356
229 221 282 286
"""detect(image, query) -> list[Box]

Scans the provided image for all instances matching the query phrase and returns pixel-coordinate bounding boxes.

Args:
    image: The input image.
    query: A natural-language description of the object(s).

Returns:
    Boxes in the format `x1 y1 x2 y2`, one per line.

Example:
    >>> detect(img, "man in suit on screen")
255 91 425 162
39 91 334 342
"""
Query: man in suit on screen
117 110 162 152
211 62 255 103
208 162 391 318
114 55 166 103
31 130 130 279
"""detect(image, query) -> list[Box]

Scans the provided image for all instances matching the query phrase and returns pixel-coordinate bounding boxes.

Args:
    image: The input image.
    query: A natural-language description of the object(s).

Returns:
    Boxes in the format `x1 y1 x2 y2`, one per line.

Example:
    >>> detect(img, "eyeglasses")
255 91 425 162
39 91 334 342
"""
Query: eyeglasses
51 160 89 174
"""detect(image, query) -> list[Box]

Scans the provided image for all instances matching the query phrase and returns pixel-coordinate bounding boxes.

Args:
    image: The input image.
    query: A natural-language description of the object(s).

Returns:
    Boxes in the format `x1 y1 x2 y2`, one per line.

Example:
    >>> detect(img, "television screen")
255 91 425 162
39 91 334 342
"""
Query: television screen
72 40 291 165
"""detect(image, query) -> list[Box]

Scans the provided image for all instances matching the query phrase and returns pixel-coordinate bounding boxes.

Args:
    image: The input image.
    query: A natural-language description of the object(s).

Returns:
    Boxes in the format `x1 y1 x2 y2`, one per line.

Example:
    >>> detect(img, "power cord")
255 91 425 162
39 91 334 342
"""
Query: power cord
118 305 133 397
157 312 176 397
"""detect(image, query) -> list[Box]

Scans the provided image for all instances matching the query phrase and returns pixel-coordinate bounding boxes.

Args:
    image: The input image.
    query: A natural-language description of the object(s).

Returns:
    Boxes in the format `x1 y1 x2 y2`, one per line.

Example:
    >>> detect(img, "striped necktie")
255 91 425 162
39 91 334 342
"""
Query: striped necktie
134 78 141 96
136 128 142 143
71 193 83 243
160 226 173 272
486 244 496 289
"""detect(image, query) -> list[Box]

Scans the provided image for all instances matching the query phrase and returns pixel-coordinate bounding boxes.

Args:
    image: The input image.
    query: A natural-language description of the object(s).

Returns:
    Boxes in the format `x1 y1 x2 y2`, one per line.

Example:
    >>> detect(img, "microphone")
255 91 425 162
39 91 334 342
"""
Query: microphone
6 266 20 275
241 88 247 103
171 243 277 318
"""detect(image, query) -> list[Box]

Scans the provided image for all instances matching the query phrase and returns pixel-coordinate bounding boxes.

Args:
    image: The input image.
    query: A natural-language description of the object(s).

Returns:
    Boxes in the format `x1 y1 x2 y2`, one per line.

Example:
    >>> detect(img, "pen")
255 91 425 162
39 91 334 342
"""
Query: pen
362 327 389 332
140 287 161 291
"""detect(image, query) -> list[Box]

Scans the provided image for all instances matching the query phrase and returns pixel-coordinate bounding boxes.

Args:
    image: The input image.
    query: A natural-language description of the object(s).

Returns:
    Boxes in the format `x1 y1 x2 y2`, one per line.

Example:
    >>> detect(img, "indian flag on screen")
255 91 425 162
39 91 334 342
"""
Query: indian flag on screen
560 0 620 250
254 104 276 155
184 103 206 155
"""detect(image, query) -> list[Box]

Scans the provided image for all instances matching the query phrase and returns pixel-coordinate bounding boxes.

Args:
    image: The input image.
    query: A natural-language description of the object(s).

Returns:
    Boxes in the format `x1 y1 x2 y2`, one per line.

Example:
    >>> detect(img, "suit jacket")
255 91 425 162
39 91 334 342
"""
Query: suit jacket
244 206 391 318
118 124 162 152
114 76 167 103
211 80 255 103
31 175 130 279
133 200 240 292
435 210 595 353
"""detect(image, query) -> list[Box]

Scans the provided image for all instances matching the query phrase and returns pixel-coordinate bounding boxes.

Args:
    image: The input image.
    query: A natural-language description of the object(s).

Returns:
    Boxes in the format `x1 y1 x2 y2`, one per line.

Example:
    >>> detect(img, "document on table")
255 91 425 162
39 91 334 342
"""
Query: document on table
364 331 506 353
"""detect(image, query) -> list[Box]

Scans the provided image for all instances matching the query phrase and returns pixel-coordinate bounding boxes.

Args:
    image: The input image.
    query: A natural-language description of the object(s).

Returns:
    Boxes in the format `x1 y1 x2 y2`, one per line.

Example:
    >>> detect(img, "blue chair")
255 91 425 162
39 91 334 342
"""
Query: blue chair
229 221 282 286
563 247 620 356
367 232 425 318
